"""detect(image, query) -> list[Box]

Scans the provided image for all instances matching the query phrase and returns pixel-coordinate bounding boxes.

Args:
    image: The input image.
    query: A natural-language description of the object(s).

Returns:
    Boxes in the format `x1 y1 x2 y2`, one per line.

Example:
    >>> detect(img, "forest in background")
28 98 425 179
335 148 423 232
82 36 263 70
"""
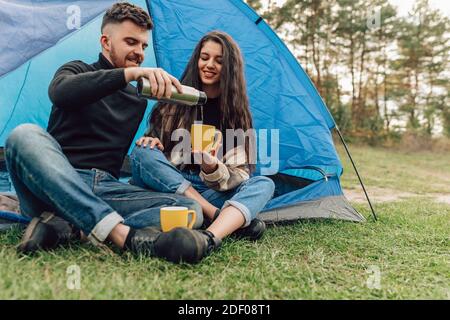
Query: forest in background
245 0 449 147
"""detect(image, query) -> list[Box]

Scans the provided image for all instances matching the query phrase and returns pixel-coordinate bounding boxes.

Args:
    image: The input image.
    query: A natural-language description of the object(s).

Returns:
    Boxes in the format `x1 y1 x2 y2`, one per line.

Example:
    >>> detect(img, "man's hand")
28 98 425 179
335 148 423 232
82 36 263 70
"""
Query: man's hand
124 67 183 99
135 136 164 151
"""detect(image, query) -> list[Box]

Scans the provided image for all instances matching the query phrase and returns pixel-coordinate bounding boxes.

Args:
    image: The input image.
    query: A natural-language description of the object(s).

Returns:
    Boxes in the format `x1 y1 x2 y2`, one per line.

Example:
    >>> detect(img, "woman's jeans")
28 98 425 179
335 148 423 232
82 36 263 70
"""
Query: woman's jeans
4 124 202 245
130 146 275 227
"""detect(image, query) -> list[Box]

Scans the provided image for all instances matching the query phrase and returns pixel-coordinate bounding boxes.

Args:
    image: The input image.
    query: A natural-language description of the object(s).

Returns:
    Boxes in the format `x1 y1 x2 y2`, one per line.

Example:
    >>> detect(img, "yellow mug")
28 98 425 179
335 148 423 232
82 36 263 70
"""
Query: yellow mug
190 123 222 152
160 206 197 232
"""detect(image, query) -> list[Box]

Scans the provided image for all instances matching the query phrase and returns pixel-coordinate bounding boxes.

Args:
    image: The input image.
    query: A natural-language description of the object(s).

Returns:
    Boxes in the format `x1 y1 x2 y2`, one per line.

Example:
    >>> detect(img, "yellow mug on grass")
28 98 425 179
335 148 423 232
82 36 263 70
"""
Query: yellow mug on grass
160 206 197 232
190 123 222 153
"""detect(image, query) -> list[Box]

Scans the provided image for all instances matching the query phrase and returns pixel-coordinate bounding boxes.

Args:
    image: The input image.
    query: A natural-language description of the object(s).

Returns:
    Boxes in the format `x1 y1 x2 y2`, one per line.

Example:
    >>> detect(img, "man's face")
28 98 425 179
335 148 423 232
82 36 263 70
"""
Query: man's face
102 20 149 68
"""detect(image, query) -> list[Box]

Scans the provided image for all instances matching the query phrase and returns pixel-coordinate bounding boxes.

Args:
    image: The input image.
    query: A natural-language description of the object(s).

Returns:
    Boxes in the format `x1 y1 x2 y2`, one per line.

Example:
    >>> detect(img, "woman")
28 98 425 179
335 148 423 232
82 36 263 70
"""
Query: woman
130 31 274 251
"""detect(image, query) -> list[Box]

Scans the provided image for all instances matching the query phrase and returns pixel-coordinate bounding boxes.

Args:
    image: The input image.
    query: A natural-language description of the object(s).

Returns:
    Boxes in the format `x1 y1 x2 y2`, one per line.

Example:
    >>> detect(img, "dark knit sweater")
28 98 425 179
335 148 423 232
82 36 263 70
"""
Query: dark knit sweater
197 96 228 152
47 53 147 178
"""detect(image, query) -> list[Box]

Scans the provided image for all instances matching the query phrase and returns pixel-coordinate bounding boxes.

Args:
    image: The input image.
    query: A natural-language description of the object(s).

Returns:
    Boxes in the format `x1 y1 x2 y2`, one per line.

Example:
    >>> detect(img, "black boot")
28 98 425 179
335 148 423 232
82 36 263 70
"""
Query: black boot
17 212 80 254
204 208 266 242
126 227 221 264
231 218 266 241
196 229 222 256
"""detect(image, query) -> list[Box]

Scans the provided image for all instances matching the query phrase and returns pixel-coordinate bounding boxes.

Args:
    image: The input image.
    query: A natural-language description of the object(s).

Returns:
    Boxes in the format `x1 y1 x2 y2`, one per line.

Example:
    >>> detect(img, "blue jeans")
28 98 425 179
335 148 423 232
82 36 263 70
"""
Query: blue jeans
4 124 202 245
130 146 275 227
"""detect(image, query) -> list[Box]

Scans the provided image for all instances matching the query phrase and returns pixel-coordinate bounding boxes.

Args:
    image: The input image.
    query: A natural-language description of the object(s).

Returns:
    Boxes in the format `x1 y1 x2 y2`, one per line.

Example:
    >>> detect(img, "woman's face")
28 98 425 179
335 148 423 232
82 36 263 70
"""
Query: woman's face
198 40 223 87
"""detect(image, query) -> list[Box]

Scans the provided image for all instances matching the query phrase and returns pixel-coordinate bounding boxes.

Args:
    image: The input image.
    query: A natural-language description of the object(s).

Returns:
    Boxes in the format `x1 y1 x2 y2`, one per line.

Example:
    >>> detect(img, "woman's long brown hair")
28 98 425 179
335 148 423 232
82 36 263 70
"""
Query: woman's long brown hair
148 30 255 172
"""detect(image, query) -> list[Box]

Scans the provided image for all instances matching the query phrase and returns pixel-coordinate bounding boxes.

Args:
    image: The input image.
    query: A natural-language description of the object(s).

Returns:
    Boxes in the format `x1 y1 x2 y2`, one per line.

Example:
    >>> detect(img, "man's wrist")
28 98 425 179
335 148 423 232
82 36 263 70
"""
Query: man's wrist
124 67 141 83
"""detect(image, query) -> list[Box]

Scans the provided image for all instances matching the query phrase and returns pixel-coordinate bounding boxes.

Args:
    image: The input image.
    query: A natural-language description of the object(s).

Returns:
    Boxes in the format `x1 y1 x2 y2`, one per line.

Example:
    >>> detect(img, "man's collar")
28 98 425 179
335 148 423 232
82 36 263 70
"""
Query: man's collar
96 53 115 70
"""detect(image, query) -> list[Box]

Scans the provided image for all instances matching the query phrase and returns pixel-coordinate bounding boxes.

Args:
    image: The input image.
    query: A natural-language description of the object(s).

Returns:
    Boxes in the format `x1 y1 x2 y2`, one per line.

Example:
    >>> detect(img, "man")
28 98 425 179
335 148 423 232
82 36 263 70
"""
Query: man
5 2 221 264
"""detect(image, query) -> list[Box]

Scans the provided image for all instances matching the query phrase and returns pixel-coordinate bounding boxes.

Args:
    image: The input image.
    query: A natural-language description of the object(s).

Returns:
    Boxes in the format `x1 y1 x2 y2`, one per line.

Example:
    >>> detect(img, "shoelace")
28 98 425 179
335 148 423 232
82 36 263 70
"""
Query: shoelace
200 230 222 254
131 231 160 256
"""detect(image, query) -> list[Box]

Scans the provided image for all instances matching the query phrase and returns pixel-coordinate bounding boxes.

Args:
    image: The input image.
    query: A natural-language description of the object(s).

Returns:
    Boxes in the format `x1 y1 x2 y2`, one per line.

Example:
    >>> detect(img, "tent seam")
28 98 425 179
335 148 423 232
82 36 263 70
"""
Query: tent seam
0 61 31 140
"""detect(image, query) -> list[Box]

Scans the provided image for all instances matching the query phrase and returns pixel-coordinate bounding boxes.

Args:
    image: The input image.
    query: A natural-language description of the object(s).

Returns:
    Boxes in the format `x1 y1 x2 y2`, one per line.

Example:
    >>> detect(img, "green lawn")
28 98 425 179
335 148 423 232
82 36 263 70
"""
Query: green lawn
0 145 449 299
338 144 450 195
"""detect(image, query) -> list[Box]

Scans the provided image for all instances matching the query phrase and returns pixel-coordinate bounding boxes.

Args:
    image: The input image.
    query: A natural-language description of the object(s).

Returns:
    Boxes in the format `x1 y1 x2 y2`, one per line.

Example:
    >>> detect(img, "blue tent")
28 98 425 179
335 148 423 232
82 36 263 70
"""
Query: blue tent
0 0 364 224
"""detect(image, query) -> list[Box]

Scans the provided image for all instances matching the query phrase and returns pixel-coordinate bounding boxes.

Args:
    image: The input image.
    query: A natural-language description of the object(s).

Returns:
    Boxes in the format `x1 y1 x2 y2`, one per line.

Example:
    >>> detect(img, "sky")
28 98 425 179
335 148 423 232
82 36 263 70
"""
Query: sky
389 0 450 17
262 0 450 17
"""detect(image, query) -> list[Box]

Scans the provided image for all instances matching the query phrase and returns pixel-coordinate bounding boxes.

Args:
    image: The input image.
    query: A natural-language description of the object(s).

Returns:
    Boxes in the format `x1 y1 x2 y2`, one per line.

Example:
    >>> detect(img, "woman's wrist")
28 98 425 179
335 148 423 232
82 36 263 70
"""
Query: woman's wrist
202 162 218 174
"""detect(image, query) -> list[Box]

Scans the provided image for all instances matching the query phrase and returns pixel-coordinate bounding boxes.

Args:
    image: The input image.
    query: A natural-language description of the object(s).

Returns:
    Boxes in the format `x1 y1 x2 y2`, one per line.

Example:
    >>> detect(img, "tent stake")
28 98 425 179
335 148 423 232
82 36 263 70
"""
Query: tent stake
334 126 378 221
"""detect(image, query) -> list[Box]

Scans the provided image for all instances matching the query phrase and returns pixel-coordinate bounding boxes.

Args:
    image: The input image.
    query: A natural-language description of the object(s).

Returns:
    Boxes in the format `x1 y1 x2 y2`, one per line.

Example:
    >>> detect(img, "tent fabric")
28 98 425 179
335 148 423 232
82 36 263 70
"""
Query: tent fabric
0 0 117 77
0 0 156 147
265 176 344 211
0 0 364 226
149 0 342 179
260 195 364 223
148 0 362 220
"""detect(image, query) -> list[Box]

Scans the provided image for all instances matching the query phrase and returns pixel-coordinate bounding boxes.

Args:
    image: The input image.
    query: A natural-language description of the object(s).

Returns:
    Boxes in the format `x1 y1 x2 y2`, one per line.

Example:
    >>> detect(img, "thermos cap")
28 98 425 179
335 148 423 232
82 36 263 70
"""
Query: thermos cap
136 78 144 97
198 91 207 105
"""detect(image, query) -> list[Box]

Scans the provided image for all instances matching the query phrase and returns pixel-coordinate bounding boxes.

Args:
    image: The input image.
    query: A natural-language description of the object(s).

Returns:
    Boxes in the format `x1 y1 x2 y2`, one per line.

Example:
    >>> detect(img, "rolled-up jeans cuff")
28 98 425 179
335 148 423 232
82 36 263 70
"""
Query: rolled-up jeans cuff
176 179 191 195
87 211 124 245
222 200 252 227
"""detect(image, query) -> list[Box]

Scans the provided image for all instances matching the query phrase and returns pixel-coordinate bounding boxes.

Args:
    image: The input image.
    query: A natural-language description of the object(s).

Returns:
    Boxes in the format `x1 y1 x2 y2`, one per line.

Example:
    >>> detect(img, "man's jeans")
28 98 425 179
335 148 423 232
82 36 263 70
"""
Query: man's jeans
130 147 275 227
5 124 202 245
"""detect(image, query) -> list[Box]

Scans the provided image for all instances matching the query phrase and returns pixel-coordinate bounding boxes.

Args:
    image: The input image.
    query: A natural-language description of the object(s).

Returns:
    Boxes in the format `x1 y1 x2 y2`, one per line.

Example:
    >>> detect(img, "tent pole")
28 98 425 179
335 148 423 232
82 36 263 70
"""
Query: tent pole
334 126 378 221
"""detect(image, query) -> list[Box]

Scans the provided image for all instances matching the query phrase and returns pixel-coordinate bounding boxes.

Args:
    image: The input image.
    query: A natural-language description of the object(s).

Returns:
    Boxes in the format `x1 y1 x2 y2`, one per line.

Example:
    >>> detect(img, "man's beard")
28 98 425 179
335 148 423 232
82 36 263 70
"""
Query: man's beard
110 45 124 68
110 45 142 68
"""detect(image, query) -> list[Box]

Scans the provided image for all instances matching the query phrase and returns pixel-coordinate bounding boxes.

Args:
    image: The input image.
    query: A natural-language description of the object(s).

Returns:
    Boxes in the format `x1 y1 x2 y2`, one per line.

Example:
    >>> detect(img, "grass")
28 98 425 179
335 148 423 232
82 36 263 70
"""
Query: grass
0 145 449 299
338 144 450 195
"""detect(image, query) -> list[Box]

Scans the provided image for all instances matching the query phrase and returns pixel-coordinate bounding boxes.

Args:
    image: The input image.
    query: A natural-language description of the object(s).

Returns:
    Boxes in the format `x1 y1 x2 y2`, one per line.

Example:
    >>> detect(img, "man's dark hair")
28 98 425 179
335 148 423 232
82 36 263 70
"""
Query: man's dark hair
101 2 153 32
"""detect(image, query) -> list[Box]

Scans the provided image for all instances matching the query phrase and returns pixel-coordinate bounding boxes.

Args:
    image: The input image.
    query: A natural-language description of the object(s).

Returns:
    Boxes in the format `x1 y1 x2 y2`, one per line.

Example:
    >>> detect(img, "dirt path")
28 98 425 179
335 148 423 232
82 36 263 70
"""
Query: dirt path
344 187 450 205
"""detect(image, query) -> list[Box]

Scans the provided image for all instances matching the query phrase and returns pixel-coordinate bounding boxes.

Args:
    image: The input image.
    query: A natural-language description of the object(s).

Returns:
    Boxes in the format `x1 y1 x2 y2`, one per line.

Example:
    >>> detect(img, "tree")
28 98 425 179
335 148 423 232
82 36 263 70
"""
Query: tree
246 0 449 138
392 0 450 134
244 0 263 13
